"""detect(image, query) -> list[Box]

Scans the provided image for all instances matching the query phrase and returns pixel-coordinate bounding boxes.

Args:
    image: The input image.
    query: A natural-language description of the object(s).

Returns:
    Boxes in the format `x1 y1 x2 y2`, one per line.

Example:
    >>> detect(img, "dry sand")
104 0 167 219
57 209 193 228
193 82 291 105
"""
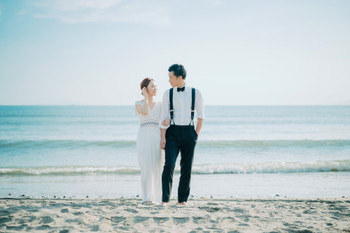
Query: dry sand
0 197 349 232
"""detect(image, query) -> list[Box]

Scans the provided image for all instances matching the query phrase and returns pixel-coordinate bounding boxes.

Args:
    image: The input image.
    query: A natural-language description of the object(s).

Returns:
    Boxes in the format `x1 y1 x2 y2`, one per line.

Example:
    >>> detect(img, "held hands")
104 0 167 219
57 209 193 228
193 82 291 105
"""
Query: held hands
160 119 170 149
160 138 166 150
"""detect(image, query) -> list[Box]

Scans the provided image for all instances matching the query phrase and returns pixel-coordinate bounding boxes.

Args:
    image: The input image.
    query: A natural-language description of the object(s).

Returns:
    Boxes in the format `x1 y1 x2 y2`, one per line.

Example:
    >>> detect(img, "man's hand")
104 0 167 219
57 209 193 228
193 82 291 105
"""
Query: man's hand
196 118 204 136
160 138 166 150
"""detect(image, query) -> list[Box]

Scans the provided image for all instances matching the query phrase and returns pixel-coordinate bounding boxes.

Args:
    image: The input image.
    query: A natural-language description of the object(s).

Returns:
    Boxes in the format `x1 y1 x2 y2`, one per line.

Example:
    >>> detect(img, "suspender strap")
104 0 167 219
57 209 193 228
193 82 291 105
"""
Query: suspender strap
190 88 195 126
169 88 175 125
169 87 195 126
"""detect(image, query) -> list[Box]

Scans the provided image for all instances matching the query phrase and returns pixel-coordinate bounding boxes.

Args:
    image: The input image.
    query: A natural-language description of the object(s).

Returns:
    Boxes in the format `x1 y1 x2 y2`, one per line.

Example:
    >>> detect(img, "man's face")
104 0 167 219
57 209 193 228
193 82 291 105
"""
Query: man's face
168 71 180 87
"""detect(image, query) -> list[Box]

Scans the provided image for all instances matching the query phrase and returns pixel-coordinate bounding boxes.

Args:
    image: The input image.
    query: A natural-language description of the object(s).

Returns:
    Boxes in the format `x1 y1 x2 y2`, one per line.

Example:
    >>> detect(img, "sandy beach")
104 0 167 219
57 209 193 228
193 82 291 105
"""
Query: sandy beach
0 198 349 233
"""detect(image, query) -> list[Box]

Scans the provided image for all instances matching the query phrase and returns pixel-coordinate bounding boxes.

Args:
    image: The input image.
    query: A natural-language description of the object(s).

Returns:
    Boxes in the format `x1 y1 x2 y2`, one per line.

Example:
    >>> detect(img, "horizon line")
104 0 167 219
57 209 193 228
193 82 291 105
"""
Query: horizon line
0 104 349 107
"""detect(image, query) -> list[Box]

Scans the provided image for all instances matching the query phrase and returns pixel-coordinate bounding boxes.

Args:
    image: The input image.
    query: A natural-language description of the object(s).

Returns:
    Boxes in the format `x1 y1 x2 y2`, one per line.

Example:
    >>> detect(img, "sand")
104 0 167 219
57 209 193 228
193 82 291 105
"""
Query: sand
0 197 349 232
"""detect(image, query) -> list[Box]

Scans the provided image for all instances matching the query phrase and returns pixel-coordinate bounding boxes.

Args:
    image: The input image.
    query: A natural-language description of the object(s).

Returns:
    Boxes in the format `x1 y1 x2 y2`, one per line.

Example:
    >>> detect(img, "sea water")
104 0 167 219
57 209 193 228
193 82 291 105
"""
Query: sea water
1 105 350 198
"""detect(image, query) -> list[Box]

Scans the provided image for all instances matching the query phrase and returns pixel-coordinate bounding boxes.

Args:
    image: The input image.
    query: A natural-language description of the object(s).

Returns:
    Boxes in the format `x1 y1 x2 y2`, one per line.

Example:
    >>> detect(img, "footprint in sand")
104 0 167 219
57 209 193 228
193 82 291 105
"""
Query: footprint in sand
36 224 51 230
209 219 219 224
223 216 236 222
6 224 27 231
73 211 84 216
192 216 204 224
125 208 138 213
123 201 136 206
192 227 204 232
236 214 251 222
111 216 126 223
134 216 150 223
282 221 312 231
207 202 219 206
198 206 221 212
27 208 39 213
17 216 36 224
325 222 335 227
172 217 190 224
0 216 12 224
90 224 99 232
59 230 70 233
0 210 10 217
153 217 169 224
232 208 246 214
40 216 54 224
238 223 249 227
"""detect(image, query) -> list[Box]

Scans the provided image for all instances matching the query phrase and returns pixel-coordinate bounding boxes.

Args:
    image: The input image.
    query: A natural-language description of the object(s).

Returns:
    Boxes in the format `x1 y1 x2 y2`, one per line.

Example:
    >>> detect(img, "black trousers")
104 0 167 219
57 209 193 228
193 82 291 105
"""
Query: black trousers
162 125 198 203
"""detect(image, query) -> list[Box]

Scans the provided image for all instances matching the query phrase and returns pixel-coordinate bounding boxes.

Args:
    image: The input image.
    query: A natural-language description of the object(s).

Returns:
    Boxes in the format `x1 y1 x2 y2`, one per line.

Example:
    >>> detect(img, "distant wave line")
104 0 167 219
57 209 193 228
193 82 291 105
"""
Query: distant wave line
1 139 350 150
0 139 135 149
1 160 349 176
196 139 350 148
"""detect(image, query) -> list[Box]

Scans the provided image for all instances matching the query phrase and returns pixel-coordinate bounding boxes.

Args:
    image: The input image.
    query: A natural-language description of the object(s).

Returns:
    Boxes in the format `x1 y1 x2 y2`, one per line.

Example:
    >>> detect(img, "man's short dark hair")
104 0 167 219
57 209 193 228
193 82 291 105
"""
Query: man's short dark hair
168 64 186 79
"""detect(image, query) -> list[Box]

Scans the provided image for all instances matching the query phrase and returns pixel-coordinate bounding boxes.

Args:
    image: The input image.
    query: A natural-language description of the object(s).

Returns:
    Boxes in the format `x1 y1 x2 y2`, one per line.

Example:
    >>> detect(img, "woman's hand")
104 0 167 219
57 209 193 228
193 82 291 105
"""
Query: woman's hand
142 87 148 98
162 119 170 127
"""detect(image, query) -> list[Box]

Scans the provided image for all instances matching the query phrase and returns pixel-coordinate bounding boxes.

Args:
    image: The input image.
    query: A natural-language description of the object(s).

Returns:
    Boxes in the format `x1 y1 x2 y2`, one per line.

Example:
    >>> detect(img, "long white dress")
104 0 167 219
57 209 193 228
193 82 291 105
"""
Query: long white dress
135 101 164 204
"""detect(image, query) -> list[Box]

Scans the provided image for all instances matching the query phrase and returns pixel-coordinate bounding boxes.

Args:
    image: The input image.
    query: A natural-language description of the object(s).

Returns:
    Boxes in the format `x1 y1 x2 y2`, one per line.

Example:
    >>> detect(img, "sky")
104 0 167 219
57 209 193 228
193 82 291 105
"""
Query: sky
0 0 349 105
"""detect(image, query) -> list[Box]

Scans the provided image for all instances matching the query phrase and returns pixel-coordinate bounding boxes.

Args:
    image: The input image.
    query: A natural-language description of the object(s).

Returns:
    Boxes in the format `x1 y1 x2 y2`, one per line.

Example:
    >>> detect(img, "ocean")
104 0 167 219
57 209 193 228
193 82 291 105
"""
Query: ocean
1 105 350 199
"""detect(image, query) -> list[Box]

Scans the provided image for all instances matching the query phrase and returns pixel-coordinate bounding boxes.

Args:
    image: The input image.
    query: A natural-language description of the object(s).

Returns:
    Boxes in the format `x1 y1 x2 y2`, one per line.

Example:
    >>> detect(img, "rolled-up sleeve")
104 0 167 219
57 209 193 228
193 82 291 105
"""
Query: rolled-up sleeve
196 89 205 119
159 90 170 129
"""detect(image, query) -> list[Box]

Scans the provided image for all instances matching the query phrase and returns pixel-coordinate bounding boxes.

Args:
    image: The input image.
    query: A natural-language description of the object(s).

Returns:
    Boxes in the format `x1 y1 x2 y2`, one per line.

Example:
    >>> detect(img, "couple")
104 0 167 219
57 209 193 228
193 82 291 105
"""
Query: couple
135 64 204 206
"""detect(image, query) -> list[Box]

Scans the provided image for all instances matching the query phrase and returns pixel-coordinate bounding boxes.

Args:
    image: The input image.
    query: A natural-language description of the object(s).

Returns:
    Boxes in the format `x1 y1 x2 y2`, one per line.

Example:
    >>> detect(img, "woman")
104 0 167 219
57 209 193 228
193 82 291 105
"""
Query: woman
135 78 164 204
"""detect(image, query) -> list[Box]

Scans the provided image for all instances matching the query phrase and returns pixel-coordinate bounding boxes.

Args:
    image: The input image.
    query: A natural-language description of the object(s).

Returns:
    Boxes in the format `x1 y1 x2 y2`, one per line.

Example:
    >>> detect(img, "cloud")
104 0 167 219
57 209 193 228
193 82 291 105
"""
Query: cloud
31 0 170 25
200 0 224 6
18 9 28 15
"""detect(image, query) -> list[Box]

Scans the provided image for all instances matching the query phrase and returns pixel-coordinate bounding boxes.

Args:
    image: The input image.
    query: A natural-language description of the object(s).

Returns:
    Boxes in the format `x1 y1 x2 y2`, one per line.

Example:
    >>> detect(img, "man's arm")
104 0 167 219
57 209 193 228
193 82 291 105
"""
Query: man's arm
196 118 203 136
195 89 204 136
159 91 169 149
159 91 170 129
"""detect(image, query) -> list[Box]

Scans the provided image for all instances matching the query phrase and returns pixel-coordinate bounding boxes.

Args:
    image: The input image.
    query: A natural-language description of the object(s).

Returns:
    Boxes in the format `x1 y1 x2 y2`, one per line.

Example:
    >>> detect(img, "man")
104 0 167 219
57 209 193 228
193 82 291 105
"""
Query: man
159 64 204 206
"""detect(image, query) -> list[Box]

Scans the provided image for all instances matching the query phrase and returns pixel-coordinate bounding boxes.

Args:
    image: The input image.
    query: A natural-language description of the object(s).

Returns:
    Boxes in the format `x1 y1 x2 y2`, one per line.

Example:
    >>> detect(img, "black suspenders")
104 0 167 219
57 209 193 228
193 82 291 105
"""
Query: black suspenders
190 88 195 125
169 88 175 125
169 87 196 126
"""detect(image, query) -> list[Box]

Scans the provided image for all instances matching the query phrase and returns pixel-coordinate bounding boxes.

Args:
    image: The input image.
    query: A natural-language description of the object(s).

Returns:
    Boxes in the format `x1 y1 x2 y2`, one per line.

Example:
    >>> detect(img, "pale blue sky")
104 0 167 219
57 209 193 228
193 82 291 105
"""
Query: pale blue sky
0 0 349 105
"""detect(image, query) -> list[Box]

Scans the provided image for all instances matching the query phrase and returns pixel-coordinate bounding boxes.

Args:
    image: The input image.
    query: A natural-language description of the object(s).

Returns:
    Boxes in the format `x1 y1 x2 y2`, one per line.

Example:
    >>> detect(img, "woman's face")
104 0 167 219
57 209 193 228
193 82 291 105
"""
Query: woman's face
146 80 157 96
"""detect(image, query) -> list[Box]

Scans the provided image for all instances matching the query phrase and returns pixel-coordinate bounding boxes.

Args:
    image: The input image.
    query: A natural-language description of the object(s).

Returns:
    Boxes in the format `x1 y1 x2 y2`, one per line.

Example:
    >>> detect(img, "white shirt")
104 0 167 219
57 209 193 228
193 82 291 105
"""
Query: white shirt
159 85 204 129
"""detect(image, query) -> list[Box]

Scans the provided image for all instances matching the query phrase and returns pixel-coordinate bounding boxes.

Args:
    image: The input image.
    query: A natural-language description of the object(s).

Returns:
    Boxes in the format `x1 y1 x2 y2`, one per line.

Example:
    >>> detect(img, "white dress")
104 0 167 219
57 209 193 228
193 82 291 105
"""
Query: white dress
135 101 164 204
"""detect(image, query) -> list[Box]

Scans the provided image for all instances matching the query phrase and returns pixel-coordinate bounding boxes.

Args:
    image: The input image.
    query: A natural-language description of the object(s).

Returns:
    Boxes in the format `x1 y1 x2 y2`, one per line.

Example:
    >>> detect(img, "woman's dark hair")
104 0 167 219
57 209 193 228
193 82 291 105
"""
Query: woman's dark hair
140 78 154 95
168 64 186 79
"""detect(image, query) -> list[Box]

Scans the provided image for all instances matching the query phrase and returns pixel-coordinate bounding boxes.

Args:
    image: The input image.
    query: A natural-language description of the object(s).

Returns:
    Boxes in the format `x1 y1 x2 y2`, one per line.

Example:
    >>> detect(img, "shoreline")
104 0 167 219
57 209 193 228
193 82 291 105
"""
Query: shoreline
1 197 349 232
1 196 349 201
2 172 350 200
